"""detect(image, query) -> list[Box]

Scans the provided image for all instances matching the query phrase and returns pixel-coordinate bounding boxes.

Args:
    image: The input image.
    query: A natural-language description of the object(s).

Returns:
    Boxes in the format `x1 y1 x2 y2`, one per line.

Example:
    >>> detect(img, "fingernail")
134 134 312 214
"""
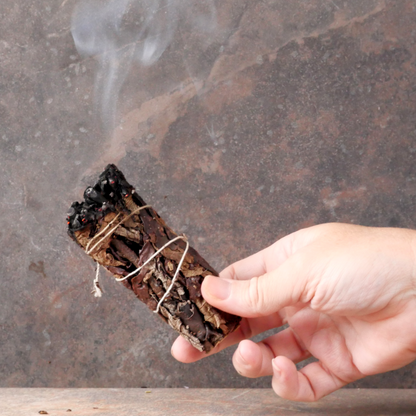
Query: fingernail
272 359 281 379
204 276 231 300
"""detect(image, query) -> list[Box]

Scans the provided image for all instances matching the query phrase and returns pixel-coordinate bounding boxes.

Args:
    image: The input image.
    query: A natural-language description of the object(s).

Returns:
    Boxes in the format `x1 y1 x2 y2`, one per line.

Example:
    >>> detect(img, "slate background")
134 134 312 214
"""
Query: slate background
1 0 416 388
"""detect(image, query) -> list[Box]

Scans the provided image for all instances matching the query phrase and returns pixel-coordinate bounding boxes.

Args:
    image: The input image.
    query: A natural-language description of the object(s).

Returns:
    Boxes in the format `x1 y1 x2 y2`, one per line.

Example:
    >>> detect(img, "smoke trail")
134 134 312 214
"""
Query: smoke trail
71 0 216 130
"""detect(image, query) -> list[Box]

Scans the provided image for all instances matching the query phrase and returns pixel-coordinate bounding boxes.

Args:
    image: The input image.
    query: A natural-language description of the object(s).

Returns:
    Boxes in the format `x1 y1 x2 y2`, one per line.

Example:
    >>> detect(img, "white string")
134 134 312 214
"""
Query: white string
85 204 189 311
86 205 150 298
92 263 103 298
86 205 151 255
86 213 121 254
115 235 189 314
154 237 189 314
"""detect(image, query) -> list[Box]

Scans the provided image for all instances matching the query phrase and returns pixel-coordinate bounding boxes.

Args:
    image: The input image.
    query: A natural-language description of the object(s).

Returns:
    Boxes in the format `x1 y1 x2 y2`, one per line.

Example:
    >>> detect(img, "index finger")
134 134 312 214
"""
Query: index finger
219 248 268 281
219 233 295 281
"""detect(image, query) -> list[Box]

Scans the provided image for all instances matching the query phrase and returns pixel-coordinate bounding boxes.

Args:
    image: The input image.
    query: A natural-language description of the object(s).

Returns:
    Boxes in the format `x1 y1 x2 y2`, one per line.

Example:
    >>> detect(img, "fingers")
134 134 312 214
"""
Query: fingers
219 241 286 281
202 254 309 318
233 340 272 378
171 312 284 363
203 224 341 317
219 248 269 281
219 231 301 281
171 336 205 363
269 321 365 402
233 328 311 378
271 357 350 402
171 330 254 363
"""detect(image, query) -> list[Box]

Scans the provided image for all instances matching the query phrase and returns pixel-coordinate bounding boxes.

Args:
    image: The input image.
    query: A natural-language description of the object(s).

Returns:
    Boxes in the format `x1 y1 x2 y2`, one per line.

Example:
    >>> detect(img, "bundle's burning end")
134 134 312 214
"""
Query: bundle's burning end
67 164 241 353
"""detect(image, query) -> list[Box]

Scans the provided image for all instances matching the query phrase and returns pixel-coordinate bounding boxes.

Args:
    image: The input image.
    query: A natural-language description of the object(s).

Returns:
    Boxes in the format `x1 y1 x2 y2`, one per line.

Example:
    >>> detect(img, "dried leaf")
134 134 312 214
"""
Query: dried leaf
67 164 241 352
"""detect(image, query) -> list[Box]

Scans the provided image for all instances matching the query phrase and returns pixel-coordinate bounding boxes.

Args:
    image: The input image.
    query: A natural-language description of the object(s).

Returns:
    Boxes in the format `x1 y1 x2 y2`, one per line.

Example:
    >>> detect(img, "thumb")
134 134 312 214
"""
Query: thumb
202 259 308 317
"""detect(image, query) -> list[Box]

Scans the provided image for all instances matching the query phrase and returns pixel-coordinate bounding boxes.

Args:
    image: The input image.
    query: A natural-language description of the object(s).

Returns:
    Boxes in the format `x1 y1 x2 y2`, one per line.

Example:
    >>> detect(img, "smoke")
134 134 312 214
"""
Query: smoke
71 0 217 130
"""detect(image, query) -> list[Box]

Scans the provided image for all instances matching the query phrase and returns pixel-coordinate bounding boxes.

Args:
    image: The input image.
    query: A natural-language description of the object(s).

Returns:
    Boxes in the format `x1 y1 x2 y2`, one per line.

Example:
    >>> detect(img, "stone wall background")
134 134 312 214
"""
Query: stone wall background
1 0 416 388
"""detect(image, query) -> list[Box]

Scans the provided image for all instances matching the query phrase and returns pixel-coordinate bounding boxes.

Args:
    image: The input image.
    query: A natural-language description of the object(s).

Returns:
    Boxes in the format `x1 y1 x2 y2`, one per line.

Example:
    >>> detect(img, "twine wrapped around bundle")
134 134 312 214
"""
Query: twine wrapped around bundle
67 164 241 353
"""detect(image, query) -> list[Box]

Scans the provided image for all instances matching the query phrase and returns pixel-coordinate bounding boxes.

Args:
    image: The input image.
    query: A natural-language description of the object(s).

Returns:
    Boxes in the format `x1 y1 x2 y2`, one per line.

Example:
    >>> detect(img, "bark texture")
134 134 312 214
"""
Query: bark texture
67 164 241 352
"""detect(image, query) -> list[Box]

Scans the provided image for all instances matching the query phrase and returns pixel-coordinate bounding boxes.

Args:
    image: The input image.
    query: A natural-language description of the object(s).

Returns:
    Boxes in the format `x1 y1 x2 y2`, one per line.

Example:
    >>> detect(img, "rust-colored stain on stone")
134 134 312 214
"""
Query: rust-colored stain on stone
29 261 47 279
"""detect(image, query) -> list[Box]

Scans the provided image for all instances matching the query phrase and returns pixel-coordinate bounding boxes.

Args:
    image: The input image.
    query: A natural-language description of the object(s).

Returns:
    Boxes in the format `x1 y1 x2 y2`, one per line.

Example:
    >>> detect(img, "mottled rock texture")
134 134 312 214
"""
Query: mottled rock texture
1 0 416 388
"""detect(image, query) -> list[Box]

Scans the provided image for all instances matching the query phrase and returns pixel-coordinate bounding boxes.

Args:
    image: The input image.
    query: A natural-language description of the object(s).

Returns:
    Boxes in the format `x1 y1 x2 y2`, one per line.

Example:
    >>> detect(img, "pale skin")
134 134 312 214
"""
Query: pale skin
171 223 416 402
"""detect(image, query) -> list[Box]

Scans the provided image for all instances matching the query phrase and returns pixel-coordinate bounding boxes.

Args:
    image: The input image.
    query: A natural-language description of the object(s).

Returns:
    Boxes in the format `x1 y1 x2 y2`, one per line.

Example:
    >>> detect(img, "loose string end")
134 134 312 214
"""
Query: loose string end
87 205 153 298
92 263 103 298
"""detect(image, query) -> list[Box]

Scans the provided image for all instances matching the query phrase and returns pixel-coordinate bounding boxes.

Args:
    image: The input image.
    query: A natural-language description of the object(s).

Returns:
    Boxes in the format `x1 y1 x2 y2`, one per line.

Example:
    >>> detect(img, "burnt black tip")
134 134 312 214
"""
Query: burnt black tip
67 165 134 233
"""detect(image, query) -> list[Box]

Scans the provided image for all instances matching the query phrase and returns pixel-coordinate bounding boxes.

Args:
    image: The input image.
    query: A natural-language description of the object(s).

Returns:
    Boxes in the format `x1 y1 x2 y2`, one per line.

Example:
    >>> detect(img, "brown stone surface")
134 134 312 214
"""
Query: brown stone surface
2 389 416 416
1 0 416 388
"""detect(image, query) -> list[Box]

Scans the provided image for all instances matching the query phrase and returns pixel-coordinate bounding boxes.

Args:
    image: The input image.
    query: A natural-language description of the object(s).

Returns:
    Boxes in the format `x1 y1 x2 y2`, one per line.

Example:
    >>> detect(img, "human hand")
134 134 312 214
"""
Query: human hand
171 223 416 401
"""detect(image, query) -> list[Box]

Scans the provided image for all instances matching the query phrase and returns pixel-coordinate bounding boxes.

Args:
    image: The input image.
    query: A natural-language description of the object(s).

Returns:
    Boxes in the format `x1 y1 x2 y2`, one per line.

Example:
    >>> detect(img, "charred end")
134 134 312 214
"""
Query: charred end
67 164 138 240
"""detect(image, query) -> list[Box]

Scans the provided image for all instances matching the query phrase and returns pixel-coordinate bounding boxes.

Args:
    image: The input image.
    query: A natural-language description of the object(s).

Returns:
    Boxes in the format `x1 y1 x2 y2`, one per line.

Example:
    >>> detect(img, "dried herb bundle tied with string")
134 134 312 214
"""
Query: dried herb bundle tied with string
67 164 241 353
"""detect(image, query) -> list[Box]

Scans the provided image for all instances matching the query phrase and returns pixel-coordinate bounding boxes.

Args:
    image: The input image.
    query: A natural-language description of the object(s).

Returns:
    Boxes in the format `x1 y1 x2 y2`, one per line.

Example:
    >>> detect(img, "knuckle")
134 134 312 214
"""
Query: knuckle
239 318 254 340
220 263 238 280
245 276 265 315
227 264 238 281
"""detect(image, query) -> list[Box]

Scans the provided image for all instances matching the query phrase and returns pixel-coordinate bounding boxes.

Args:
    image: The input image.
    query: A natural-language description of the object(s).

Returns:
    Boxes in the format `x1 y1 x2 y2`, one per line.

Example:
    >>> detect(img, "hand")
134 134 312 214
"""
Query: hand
171 223 416 401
